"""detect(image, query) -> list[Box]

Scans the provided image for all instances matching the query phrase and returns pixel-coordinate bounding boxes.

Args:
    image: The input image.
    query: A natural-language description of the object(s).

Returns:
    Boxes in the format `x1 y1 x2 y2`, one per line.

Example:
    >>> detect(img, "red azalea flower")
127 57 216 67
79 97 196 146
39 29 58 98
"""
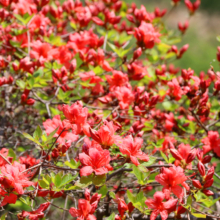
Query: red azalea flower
116 135 149 166
106 70 128 91
20 202 50 220
43 115 78 145
89 120 119 148
59 101 88 134
79 148 113 176
155 166 189 199
0 162 34 194
145 191 178 220
202 131 220 156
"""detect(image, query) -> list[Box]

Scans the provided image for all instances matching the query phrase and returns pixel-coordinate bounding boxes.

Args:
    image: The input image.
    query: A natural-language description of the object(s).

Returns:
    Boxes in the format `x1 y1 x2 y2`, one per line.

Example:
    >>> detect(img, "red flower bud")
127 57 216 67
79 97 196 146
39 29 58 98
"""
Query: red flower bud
197 149 203 161
21 94 27 103
172 0 181 4
197 161 206 176
118 199 128 217
7 76 13 84
12 62 19 71
84 188 90 201
51 148 59 158
201 155 212 164
171 45 178 54
205 166 215 181
128 202 135 214
192 180 202 189
126 15 135 23
69 59 76 74
203 178 214 188
92 17 104 26
217 47 220 62
178 44 189 59
202 189 214 196
41 0 49 7
89 128 102 144
186 149 197 163
170 149 183 161
133 47 142 60
26 98 35 106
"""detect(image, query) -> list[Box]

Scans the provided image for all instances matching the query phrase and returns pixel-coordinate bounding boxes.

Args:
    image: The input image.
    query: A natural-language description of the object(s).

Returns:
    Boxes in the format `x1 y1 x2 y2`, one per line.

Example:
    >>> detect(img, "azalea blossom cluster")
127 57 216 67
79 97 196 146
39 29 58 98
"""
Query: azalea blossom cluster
0 0 220 219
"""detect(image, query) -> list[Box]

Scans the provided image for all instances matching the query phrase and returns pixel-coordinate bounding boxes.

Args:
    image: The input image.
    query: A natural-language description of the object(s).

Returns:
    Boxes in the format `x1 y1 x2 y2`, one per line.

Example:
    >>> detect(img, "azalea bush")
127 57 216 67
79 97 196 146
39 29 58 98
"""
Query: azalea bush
0 0 220 219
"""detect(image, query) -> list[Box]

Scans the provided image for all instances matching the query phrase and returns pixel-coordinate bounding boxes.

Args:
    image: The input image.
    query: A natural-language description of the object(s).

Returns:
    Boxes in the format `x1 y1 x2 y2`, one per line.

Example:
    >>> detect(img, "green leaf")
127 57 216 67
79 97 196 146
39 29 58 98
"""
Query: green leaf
191 213 206 218
23 13 34 25
16 80 26 89
23 132 42 146
0 212 7 220
132 164 149 185
98 185 108 198
8 149 16 161
33 126 42 141
19 197 30 205
59 173 78 187
217 36 220 42
127 190 147 213
65 159 81 169
33 69 44 78
109 191 116 199
27 75 35 88
46 128 58 142
160 151 169 163
127 190 136 204
142 156 157 166
54 173 62 188
9 40 21 48
14 14 25 23
39 179 49 188
106 213 115 220
75 53 83 69
92 174 106 186
80 174 93 186
187 195 192 206
202 196 220 208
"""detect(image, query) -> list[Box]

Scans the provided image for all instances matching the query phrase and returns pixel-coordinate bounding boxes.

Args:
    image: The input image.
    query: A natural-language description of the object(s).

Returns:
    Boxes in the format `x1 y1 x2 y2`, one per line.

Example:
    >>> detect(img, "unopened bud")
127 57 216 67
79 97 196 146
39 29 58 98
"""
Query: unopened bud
192 180 202 189
203 178 214 188
197 161 206 176
186 149 197 163
170 149 183 161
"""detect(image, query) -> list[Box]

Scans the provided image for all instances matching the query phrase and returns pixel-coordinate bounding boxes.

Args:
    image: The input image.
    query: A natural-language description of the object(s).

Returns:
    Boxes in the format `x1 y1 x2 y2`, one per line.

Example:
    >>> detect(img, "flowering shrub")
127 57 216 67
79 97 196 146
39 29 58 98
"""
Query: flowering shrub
0 0 220 219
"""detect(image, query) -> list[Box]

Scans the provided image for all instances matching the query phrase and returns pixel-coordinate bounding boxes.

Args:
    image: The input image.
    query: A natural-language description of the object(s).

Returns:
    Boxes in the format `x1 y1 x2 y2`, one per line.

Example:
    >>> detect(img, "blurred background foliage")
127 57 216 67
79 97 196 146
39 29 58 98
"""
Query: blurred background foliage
126 0 220 74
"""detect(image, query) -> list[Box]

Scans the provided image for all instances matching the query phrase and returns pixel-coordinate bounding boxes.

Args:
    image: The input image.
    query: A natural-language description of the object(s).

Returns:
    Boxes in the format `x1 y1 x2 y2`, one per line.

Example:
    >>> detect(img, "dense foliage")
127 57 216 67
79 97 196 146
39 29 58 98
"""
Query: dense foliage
0 0 220 219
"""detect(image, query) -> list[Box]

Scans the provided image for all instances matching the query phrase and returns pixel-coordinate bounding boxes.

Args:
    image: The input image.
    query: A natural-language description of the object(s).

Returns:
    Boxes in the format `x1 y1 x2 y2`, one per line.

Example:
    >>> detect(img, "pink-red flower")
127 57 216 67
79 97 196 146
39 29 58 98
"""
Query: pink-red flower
134 21 160 49
145 191 178 220
89 120 119 148
167 78 183 101
69 189 101 220
115 86 134 109
19 202 50 220
79 148 113 176
116 135 149 166
59 101 88 134
0 162 34 195
69 199 96 220
202 131 220 156
0 188 17 206
155 166 189 199
43 115 78 145
170 144 197 169
30 40 53 61
0 148 12 167
106 70 128 91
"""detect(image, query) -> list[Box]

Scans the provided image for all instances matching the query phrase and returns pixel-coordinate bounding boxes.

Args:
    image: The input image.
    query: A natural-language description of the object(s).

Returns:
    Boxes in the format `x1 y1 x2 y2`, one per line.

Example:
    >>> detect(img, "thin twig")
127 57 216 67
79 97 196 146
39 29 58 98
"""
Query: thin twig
0 153 12 165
